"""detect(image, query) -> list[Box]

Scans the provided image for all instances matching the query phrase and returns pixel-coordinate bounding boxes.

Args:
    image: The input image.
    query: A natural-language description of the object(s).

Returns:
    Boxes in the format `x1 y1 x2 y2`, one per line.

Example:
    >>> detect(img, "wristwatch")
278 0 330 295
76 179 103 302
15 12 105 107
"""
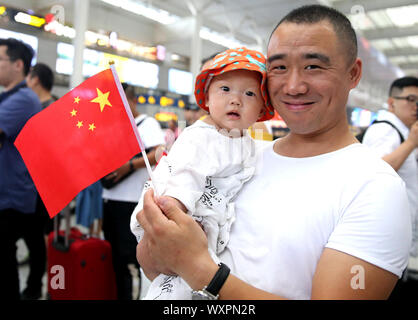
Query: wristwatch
129 159 135 172
191 263 230 300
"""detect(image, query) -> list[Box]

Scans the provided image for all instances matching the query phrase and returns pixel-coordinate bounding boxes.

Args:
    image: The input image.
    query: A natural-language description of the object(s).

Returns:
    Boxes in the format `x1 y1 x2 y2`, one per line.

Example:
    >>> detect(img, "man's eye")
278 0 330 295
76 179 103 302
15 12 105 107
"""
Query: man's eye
305 65 320 70
272 65 286 71
221 86 230 92
246 91 255 97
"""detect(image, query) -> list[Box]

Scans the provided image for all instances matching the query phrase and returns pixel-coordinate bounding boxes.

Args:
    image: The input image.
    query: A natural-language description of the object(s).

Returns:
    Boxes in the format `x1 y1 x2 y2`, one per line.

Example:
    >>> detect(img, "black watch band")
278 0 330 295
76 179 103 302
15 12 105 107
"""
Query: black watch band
205 263 230 296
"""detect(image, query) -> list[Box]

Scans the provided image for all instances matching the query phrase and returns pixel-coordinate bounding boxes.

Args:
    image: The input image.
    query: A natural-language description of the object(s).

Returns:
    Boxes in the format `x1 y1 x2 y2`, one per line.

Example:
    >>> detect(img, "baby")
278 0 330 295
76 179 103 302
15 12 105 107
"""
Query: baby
130 47 275 299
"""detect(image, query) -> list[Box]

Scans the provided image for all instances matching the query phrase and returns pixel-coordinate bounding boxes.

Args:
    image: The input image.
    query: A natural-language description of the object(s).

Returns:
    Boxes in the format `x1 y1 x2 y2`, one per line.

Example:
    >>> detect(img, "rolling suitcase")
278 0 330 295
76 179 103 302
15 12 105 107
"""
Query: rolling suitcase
47 207 117 300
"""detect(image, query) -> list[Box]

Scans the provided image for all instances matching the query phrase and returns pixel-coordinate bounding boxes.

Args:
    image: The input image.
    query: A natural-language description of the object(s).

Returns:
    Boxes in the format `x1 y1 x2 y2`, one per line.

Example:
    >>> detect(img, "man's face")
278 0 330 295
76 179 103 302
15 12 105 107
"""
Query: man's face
266 21 361 136
389 86 418 128
0 45 15 88
25 73 38 90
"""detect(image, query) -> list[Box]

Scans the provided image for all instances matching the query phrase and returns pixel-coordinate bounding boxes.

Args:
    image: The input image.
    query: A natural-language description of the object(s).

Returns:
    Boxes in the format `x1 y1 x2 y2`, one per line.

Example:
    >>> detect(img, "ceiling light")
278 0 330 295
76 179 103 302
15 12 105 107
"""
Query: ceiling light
368 11 393 28
386 5 418 27
100 0 179 25
200 27 245 49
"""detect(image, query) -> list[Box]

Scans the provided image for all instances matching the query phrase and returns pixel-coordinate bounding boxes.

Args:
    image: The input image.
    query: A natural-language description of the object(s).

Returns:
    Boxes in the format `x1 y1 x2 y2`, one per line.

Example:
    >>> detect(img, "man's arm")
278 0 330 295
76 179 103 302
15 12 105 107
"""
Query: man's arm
137 189 398 300
312 248 397 299
108 146 162 182
382 121 418 171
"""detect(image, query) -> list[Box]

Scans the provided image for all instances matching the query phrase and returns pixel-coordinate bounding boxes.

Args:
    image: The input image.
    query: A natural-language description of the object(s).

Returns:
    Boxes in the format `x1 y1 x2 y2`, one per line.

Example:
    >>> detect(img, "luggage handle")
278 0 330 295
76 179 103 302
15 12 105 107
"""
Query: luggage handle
52 204 73 251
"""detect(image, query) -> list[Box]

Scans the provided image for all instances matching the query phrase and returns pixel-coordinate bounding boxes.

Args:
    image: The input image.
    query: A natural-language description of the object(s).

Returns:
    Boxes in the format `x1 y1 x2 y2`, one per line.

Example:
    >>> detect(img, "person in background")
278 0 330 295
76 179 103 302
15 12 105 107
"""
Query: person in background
362 77 418 262
101 82 165 299
164 119 179 151
184 104 199 127
26 63 57 109
15 63 59 300
0 38 42 300
135 5 411 300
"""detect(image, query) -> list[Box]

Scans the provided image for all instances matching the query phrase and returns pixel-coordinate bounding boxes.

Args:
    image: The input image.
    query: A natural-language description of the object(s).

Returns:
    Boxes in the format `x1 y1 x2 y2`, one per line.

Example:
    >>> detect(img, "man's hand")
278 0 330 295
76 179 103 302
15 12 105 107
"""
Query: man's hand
136 189 213 286
103 161 131 183
408 120 418 148
136 231 175 280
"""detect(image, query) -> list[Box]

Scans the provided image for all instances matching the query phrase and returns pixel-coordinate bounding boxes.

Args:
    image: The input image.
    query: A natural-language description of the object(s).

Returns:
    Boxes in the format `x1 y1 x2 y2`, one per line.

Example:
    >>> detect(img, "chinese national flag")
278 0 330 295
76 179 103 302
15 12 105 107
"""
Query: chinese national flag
15 66 143 218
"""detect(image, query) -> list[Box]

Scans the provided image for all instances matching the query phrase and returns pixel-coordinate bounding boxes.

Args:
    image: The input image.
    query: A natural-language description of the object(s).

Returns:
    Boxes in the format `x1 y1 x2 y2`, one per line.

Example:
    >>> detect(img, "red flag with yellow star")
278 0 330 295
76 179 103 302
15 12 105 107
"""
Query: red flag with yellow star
15 66 144 218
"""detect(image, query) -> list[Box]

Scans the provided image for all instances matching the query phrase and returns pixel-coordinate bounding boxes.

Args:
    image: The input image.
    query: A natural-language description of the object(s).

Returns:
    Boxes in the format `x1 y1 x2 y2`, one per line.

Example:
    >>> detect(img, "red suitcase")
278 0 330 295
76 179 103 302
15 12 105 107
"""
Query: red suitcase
47 212 117 300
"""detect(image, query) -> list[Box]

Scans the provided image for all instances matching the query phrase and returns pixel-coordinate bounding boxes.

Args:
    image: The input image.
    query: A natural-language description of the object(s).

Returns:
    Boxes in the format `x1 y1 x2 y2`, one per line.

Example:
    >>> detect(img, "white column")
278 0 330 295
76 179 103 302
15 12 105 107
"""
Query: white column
70 0 90 89
189 13 202 103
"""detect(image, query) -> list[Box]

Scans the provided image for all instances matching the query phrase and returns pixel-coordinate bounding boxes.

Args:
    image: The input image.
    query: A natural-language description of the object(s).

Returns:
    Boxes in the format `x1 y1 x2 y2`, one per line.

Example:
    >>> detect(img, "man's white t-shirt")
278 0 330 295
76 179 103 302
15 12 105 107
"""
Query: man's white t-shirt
102 114 165 203
219 141 411 300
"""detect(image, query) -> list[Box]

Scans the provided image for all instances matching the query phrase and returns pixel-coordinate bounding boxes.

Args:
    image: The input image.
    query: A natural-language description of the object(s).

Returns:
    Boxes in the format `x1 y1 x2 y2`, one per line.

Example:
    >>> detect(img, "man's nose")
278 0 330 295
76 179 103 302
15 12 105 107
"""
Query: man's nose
283 70 308 95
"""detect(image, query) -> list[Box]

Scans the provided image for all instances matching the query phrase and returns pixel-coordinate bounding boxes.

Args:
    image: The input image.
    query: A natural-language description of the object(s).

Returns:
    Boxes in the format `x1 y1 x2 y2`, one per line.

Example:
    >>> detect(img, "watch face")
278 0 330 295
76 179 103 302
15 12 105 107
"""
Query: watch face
192 291 210 300
192 290 217 300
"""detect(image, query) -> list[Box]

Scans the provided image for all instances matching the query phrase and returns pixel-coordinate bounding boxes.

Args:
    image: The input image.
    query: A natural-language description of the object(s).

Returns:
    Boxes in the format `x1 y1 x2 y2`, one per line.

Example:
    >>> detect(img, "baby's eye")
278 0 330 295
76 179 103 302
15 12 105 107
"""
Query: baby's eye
221 86 230 92
245 91 255 97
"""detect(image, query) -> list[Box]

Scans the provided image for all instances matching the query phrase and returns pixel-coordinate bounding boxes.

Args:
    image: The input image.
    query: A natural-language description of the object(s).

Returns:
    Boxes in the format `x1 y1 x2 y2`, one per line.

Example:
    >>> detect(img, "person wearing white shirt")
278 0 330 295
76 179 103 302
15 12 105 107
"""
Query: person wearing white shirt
102 83 165 299
363 77 418 259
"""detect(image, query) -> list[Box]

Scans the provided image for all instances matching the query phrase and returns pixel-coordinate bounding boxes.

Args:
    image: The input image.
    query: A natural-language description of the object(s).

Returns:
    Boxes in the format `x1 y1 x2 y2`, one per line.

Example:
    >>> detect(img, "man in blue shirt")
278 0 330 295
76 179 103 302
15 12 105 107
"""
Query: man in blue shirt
0 38 42 299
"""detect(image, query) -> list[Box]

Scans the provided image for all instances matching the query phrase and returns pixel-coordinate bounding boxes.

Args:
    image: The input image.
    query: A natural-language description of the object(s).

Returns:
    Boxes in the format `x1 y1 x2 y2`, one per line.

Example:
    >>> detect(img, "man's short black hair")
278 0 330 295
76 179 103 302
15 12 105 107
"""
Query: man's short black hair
389 76 418 97
29 63 54 91
269 5 358 65
0 38 34 75
122 82 136 101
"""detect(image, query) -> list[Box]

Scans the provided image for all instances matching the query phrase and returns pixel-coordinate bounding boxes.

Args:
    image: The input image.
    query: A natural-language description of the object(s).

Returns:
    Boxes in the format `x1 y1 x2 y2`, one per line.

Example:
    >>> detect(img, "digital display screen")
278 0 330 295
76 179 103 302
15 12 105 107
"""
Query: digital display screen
168 68 193 95
56 42 159 89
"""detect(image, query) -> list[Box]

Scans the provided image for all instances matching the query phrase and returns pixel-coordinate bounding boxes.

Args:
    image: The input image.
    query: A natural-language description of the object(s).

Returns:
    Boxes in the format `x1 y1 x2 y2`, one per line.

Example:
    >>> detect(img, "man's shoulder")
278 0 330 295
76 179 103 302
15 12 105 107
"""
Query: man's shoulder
8 87 41 109
342 144 402 184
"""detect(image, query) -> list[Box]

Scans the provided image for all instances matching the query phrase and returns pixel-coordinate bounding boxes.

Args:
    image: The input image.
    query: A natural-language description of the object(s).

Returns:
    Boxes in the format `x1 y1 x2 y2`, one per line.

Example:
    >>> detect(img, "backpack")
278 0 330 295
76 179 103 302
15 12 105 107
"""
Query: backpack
356 120 405 143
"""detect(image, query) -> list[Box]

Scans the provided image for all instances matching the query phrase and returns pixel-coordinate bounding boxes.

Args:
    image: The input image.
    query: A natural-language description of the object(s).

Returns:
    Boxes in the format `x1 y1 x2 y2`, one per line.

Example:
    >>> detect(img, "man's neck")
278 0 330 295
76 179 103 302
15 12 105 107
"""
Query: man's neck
274 125 357 158
38 89 53 104
5 75 25 92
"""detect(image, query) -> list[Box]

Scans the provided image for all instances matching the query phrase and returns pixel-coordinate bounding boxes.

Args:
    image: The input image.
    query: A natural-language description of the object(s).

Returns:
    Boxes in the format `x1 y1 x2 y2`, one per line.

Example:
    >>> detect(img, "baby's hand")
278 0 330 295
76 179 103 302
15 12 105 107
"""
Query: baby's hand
156 196 187 214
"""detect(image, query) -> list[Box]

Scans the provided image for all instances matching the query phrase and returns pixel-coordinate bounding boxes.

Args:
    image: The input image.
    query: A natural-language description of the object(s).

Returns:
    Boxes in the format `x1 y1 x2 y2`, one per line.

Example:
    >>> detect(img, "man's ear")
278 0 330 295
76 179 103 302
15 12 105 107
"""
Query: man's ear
12 59 25 75
348 58 362 89
387 97 395 112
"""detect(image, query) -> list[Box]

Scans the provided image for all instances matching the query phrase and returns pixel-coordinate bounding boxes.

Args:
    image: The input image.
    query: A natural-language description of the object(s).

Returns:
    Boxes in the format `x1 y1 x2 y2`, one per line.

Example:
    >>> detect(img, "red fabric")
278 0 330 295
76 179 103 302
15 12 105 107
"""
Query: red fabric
15 68 140 218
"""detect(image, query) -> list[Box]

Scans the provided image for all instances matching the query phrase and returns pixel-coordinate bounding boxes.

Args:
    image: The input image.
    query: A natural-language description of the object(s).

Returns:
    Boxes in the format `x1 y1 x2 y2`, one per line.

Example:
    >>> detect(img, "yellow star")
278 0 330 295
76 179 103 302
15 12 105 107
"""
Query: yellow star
88 123 96 131
70 109 77 117
76 121 83 128
90 88 112 112
74 96 80 104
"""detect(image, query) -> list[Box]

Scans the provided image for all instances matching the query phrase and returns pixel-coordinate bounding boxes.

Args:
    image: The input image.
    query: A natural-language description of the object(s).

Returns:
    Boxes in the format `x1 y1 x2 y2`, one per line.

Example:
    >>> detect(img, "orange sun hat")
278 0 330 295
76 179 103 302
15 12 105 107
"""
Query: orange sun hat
194 47 275 122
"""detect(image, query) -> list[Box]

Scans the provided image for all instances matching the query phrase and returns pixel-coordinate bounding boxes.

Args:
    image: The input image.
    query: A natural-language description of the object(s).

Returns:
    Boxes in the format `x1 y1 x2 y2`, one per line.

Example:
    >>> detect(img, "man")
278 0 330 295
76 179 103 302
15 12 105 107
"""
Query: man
26 63 57 109
135 5 411 300
19 62 59 300
363 77 418 258
0 38 42 299
102 83 165 299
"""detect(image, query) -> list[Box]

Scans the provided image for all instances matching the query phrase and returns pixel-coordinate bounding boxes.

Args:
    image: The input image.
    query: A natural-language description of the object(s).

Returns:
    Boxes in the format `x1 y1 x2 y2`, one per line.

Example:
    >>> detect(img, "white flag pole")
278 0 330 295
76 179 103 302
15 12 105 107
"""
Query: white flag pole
110 64 160 197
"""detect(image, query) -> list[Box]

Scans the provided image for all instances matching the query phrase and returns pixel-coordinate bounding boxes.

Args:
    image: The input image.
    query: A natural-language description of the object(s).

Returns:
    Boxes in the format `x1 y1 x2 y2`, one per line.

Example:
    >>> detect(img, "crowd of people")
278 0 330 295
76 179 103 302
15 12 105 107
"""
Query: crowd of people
0 3 417 301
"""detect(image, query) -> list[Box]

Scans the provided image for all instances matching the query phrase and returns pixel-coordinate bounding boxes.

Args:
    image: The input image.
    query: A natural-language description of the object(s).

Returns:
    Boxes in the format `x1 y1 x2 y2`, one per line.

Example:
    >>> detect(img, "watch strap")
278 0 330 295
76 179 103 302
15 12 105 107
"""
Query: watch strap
205 263 230 296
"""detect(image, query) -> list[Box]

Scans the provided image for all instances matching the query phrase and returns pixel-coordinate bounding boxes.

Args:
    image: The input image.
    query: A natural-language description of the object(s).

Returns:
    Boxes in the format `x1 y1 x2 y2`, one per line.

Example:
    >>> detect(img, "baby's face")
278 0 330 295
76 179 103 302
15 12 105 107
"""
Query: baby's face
205 69 265 132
